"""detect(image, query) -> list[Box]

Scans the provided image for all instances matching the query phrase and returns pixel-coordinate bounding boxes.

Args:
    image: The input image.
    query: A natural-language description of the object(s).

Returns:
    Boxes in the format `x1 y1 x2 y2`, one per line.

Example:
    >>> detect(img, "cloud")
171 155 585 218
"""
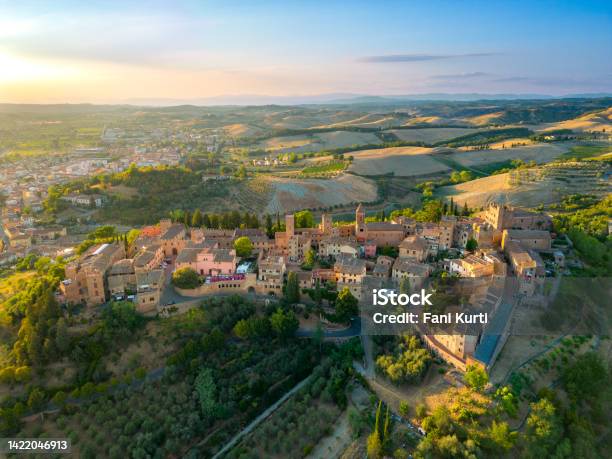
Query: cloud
0 12 224 70
492 75 608 87
357 53 497 63
431 72 491 80
493 76 531 83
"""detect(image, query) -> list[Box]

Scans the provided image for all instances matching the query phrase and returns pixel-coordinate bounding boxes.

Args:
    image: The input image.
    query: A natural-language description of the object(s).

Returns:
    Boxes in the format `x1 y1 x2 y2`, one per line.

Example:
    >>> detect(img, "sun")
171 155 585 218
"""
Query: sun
0 52 78 83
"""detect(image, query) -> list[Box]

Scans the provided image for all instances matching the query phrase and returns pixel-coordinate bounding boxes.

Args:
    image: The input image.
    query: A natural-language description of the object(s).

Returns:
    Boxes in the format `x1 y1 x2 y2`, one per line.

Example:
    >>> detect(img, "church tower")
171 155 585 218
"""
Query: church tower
320 213 332 235
355 203 366 238
285 214 295 237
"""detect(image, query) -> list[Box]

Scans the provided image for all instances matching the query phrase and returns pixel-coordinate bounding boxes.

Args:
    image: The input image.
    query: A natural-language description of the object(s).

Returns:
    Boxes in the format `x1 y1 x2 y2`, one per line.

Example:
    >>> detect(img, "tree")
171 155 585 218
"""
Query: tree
27 387 46 412
488 420 517 453
562 352 607 402
374 400 382 438
368 400 384 458
270 308 299 339
52 391 67 407
172 267 200 289
399 278 411 295
416 403 427 419
376 335 431 384
233 317 270 339
54 318 70 354
233 236 253 258
524 398 564 458
494 386 518 417
367 431 382 458
191 209 203 227
295 210 314 228
233 319 251 339
383 404 391 444
236 164 247 179
465 364 488 391
302 249 316 270
194 368 218 424
334 287 358 324
465 237 478 252
285 272 300 304
265 214 273 237
399 400 410 418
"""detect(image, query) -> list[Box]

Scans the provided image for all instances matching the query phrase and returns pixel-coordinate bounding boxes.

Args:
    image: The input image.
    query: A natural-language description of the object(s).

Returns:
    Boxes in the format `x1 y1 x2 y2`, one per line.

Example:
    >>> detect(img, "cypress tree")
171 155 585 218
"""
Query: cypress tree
374 400 382 439
383 404 391 443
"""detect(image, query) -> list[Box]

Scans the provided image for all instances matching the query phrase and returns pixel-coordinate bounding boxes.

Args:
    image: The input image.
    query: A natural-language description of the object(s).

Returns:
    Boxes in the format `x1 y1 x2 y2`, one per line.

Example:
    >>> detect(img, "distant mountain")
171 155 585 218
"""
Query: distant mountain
121 92 612 107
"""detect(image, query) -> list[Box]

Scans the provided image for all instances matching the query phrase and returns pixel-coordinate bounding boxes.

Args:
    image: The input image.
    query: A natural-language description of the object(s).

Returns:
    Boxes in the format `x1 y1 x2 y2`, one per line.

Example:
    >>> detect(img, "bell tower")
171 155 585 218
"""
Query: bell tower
285 214 295 237
355 203 366 238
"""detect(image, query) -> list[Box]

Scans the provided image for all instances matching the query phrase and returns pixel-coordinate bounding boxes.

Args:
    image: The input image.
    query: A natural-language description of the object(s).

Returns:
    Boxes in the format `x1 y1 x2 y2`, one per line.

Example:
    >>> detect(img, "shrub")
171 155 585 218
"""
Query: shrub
172 267 200 289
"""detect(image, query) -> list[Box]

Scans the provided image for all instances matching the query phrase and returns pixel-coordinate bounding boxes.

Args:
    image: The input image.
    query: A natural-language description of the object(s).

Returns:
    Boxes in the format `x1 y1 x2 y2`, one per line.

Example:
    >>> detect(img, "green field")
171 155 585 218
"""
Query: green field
301 160 347 175
559 144 612 160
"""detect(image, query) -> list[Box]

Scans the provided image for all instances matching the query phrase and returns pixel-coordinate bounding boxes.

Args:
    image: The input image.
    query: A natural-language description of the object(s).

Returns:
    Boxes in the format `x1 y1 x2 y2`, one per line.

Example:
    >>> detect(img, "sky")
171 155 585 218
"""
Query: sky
0 0 611 104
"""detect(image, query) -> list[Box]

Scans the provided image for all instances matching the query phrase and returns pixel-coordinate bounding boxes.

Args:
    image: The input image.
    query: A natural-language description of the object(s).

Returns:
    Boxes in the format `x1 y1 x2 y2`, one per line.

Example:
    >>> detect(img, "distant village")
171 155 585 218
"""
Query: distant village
0 197 568 374
0 126 227 232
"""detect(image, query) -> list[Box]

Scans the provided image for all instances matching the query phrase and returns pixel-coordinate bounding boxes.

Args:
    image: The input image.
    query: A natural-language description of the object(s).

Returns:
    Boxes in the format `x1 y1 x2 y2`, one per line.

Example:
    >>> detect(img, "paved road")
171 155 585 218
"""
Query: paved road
211 375 313 459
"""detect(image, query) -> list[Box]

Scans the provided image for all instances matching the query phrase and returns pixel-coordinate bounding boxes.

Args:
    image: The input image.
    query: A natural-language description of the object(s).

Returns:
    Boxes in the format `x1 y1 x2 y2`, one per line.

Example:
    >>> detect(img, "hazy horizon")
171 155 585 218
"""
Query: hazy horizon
1 0 611 104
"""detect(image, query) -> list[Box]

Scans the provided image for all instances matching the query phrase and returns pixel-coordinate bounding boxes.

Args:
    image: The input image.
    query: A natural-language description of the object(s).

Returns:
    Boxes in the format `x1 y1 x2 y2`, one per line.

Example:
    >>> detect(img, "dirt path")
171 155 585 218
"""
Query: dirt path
307 411 352 459
212 375 313 458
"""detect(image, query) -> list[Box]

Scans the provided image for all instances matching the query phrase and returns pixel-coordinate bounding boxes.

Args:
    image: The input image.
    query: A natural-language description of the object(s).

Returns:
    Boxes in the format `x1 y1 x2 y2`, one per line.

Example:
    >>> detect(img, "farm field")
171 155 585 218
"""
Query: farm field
451 142 571 168
538 107 612 132
483 137 534 150
463 111 504 126
402 115 460 126
436 173 514 208
263 173 377 214
388 127 481 143
437 160 611 208
223 123 264 137
317 113 401 129
258 130 382 154
348 146 451 176
261 110 366 130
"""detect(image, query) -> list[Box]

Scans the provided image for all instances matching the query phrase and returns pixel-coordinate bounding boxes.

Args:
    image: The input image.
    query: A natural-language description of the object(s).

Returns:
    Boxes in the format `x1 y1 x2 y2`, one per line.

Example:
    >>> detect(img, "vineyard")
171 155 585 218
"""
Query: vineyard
439 160 611 209
233 176 273 212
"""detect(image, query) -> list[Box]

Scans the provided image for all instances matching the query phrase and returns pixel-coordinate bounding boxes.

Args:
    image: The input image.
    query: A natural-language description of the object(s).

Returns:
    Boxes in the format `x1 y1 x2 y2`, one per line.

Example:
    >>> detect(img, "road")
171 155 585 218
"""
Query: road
296 317 362 339
210 375 313 459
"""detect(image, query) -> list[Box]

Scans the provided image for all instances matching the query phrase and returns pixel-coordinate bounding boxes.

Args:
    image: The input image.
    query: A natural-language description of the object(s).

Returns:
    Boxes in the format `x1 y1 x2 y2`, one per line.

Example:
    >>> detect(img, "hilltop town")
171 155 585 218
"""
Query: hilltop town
0 100 609 458
49 200 561 372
